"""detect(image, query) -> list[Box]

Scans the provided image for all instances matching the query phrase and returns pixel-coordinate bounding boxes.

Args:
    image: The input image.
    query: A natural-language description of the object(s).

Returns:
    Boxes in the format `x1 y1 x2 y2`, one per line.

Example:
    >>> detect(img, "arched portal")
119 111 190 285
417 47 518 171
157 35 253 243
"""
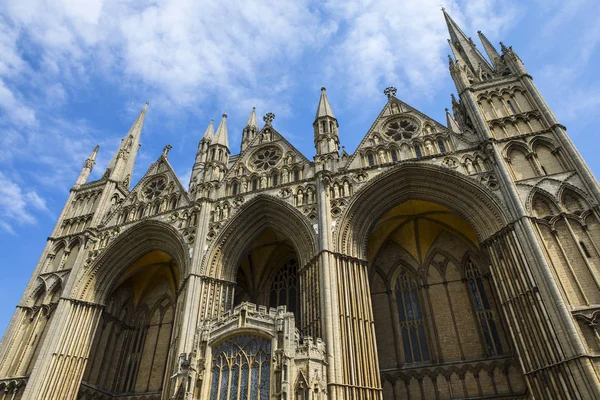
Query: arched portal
80 250 179 397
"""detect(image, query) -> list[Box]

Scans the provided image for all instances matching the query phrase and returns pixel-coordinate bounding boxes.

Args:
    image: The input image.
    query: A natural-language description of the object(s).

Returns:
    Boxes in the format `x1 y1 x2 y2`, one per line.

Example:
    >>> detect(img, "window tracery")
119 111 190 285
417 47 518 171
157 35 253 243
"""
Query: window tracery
210 335 271 400
252 147 282 171
384 119 418 141
465 258 503 356
269 259 298 321
395 270 429 363
144 178 166 200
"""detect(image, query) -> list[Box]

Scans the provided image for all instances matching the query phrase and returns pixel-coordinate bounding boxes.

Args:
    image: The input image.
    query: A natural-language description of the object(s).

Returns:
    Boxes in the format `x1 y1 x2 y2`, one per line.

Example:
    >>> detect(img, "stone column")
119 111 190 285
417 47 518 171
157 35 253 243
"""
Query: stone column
21 299 103 400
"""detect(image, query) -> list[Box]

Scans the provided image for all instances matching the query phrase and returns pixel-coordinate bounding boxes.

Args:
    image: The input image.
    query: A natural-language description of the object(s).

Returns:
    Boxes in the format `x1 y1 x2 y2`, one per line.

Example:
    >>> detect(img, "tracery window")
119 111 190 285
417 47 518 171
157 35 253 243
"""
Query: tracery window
144 178 166 200
395 270 429 363
252 147 281 171
269 259 299 320
465 258 503 356
210 335 271 400
385 119 418 141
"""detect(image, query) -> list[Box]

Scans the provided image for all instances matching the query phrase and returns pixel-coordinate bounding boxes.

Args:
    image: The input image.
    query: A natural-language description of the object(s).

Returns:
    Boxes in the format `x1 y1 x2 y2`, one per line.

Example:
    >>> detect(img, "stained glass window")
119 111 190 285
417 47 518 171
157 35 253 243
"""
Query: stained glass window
270 259 299 322
465 258 503 356
210 335 271 400
395 270 429 363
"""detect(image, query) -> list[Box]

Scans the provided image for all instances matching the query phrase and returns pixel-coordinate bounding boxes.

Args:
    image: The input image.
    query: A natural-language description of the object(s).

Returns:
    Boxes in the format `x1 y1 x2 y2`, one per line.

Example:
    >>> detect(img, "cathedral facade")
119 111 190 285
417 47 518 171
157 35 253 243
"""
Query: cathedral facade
2 10 600 400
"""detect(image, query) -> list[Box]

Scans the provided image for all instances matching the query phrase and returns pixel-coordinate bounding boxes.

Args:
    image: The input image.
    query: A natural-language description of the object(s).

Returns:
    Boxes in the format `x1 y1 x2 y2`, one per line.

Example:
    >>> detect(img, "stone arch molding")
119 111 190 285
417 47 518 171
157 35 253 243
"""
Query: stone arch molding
203 194 318 281
72 220 190 304
335 163 513 259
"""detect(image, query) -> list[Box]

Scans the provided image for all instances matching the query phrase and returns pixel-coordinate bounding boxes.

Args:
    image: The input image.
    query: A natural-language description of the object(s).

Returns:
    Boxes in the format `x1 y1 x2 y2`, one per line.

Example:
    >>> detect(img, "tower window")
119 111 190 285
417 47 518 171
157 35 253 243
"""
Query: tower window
367 153 375 166
465 258 503 356
272 172 278 186
507 100 516 115
391 149 398 162
395 271 429 363
252 178 258 191
580 241 592 258
414 144 422 159
171 197 178 210
232 182 238 195
437 139 446 154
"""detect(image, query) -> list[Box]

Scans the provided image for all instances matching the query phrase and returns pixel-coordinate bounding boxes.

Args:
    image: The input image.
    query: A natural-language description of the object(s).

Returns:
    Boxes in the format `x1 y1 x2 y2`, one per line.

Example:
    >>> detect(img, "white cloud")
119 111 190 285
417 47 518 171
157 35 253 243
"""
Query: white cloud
0 172 48 233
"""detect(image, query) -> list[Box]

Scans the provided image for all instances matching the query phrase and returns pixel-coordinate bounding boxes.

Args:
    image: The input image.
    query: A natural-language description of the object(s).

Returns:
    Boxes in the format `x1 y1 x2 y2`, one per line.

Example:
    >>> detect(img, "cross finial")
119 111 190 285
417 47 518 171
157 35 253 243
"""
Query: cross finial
263 112 275 125
384 87 397 99
163 144 172 158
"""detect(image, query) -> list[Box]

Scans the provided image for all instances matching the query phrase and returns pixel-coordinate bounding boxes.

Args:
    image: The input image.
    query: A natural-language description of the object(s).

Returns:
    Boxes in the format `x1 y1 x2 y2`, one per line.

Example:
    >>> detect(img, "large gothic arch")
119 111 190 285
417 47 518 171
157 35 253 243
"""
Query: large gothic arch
335 163 513 258
73 220 190 304
203 194 319 281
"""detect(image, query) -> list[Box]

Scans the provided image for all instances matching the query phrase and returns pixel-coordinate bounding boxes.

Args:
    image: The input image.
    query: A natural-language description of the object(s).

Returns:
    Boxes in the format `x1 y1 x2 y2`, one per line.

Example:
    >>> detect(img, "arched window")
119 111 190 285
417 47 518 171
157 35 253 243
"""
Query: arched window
252 177 258 191
391 148 398 162
232 182 239 195
437 138 446 154
137 206 144 219
414 144 422 159
293 169 300 182
367 153 375 166
270 259 298 321
465 258 503 356
507 100 516 115
272 171 279 186
395 270 429 363
210 335 271 400
153 202 160 215
170 197 178 210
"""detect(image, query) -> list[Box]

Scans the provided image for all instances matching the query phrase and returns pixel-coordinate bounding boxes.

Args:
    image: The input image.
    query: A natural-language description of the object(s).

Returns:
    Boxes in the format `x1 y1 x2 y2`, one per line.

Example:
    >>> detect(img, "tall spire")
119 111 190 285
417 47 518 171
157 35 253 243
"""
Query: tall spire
445 108 460 133
241 108 259 152
478 31 501 68
442 9 492 74
315 87 336 121
75 145 99 186
203 119 215 140
214 114 229 148
245 107 258 130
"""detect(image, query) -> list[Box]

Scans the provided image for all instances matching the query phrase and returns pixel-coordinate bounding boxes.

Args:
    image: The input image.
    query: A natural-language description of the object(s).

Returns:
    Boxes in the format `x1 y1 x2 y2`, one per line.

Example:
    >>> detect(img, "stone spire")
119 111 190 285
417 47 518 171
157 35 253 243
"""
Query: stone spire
241 108 259 152
445 108 461 133
104 102 148 186
315 87 336 121
442 9 492 75
203 119 215 141
214 114 229 149
478 31 502 69
190 120 215 186
75 145 99 186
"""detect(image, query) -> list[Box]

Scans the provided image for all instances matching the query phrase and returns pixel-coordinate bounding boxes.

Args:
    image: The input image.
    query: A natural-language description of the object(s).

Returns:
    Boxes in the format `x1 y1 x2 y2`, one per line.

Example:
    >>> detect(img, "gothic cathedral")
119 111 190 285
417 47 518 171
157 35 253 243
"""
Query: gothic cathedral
2 10 600 400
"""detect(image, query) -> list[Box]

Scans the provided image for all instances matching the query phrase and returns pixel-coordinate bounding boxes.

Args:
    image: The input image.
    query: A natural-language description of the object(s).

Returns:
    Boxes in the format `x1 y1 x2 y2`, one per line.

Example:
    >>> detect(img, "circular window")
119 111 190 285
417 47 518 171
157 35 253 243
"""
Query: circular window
384 119 418 141
144 178 166 200
252 147 282 171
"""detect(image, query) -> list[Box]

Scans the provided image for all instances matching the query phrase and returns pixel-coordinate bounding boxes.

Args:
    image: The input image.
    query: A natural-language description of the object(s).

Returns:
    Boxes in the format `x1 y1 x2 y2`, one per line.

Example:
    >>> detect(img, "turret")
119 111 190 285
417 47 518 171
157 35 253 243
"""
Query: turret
104 102 148 188
206 114 230 182
313 87 340 166
75 145 99 186
190 120 214 186
241 107 259 152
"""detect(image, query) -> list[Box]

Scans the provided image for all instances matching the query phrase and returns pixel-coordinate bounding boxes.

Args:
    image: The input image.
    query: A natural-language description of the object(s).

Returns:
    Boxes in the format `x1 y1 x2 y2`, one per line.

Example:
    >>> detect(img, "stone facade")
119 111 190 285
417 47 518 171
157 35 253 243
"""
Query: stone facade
2 9 600 400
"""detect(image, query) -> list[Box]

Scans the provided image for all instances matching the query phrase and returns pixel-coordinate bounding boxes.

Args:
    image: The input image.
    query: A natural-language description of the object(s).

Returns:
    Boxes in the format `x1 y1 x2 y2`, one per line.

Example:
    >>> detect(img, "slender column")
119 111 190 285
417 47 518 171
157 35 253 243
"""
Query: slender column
20 299 103 400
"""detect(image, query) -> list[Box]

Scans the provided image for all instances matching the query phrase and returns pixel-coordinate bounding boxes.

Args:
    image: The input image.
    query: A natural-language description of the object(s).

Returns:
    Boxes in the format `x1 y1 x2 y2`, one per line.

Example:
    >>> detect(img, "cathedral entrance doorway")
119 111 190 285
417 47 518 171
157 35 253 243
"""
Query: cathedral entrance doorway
78 250 179 400
233 228 300 325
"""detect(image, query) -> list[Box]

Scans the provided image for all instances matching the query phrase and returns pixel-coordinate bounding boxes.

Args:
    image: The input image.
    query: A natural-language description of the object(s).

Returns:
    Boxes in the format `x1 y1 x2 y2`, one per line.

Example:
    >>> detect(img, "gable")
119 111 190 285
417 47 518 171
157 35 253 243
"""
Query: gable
344 98 455 170
101 155 191 227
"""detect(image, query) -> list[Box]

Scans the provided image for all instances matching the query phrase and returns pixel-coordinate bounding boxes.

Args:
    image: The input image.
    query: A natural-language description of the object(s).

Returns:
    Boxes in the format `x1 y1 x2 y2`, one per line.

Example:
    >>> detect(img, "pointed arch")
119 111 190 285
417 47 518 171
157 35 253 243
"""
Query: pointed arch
335 163 511 259
73 220 189 304
529 189 561 218
560 186 592 214
203 194 318 281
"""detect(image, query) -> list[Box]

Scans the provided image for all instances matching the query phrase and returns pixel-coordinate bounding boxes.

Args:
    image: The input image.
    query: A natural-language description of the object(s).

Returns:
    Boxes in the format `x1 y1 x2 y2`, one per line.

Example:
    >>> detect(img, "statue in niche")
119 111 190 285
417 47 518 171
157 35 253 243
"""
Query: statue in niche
425 140 434 155
464 158 474 175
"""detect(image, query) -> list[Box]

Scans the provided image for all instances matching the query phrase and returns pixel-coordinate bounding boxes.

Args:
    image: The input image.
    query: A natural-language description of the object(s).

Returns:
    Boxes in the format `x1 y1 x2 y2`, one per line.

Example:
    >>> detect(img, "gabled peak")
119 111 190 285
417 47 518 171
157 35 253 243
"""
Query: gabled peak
445 108 461 133
214 114 229 148
315 87 336 121
245 107 259 130
203 119 215 140
442 9 492 74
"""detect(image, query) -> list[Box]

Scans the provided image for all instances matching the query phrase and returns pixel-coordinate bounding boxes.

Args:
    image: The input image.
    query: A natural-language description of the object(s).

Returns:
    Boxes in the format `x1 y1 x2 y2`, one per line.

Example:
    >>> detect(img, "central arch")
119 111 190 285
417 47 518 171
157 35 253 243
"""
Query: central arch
204 194 319 281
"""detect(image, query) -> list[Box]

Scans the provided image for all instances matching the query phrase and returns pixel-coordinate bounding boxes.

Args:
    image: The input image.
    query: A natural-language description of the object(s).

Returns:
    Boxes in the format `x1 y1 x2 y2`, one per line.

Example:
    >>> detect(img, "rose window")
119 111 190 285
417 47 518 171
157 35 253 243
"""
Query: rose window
252 148 281 171
385 119 418 141
144 178 166 200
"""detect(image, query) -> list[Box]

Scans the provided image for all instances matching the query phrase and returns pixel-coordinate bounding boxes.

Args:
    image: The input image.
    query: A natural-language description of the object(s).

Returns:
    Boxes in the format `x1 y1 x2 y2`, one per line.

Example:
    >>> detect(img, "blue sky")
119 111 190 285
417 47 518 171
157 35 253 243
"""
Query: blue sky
1 0 600 335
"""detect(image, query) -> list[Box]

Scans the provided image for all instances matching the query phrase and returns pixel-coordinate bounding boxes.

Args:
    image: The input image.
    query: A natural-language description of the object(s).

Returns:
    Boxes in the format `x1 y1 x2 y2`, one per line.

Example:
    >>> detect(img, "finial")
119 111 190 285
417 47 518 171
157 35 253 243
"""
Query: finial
163 144 172 158
383 87 397 99
222 113 227 119
263 112 275 125
146 100 149 105
445 107 449 112
321 87 326 92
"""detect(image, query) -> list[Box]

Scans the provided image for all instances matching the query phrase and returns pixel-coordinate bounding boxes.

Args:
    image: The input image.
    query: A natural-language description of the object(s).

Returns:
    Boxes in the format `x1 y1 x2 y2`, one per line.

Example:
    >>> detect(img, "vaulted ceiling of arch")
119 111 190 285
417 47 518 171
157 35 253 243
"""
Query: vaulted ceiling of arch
345 98 452 170
236 228 297 299
224 125 310 181
367 200 479 264
115 250 179 306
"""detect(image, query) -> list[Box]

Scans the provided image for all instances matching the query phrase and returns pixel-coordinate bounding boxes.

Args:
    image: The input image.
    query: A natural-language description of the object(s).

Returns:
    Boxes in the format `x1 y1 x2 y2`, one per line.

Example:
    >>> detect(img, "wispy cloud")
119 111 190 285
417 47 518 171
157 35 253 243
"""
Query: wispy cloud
0 172 49 234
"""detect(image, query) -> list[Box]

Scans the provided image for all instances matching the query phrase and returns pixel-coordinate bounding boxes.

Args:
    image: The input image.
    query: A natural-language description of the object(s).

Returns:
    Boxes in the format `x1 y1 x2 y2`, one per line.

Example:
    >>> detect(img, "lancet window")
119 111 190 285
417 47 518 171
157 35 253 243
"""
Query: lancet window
269 259 298 319
395 270 429 363
210 335 271 400
465 258 503 356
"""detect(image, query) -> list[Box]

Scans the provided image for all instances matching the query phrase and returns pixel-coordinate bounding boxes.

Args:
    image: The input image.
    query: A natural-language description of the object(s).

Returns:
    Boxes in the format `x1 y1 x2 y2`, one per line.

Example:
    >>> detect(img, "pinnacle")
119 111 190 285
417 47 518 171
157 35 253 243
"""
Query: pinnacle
214 114 229 148
315 86 336 121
